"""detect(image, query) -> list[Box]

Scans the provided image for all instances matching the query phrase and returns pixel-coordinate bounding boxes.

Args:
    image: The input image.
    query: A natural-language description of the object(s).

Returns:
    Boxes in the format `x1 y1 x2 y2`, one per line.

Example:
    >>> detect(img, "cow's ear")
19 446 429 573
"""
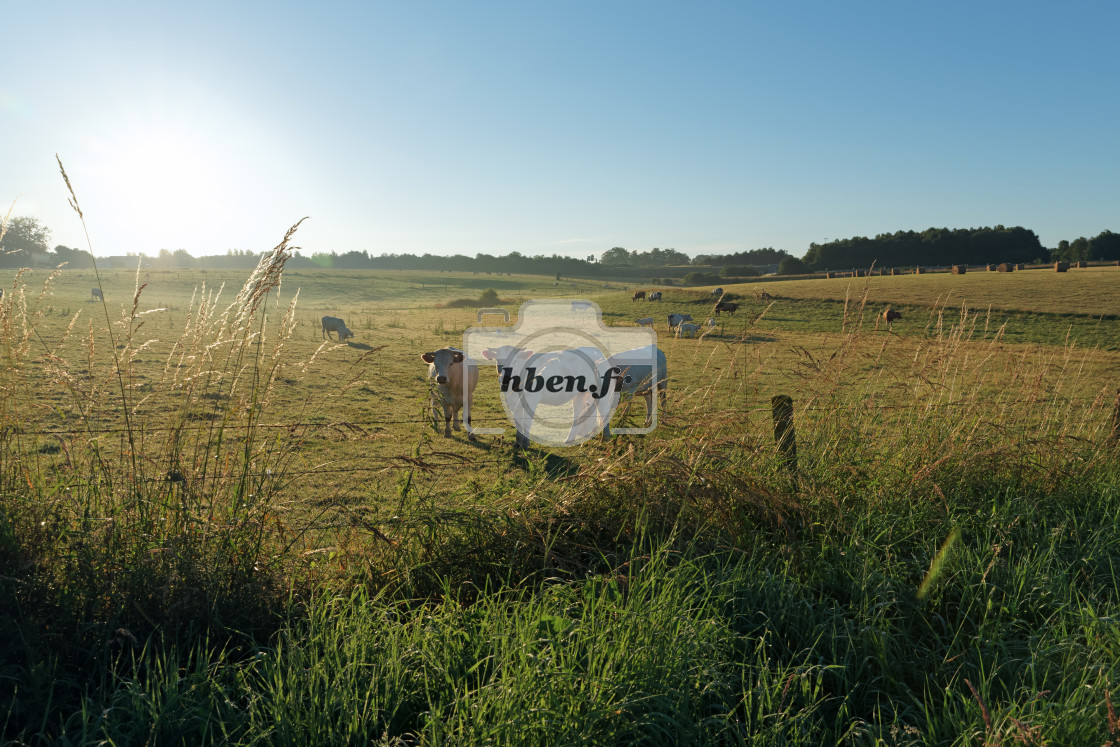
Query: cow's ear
421 352 435 363
452 352 464 363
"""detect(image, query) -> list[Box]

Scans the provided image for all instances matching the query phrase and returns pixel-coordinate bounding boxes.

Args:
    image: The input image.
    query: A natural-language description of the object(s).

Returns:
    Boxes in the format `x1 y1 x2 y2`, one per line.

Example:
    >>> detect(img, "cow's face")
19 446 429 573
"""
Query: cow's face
423 349 465 384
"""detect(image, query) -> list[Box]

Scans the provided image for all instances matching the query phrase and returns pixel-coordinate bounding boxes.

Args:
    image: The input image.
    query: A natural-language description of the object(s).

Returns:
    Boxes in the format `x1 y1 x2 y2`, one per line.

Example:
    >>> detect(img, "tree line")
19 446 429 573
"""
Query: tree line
803 226 1120 270
3 215 1118 278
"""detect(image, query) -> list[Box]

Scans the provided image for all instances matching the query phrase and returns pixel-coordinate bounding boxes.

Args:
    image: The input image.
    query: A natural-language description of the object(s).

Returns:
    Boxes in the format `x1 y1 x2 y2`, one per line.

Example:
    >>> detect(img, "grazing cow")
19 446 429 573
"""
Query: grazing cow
667 312 693 331
759 291 772 300
321 315 355 341
713 301 739 315
635 317 655 328
676 322 701 338
422 348 479 440
632 291 646 301
647 291 662 301
91 288 103 300
710 287 724 297
881 308 902 328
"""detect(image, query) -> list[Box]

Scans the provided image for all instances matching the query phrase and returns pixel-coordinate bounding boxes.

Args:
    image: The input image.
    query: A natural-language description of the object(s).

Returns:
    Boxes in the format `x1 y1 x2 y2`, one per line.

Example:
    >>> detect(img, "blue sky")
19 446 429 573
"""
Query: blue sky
4 1 1117 259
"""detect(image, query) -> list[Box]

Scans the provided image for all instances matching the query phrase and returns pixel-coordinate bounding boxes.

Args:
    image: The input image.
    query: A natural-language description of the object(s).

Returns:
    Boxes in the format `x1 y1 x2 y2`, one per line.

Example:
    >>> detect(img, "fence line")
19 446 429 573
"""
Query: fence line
0 394 1111 441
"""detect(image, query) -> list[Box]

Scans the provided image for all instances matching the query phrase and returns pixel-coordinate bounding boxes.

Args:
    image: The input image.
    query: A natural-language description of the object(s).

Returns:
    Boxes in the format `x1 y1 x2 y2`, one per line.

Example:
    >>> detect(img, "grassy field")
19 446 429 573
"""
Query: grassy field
2 254 1119 744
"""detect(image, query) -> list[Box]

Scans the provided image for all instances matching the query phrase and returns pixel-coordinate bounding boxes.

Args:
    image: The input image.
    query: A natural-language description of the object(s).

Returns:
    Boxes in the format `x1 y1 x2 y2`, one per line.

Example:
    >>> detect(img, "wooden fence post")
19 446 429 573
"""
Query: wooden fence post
771 394 798 474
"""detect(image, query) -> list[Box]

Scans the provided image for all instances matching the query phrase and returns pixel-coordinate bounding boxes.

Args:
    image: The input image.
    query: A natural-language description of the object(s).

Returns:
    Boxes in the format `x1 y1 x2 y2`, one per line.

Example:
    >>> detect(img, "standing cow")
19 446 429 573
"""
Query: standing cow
675 323 700 338
880 308 902 328
606 344 668 428
667 312 693 331
321 315 354 341
422 347 479 440
713 301 739 315
481 344 665 447
91 288 103 300
481 345 615 449
632 291 646 301
647 291 662 301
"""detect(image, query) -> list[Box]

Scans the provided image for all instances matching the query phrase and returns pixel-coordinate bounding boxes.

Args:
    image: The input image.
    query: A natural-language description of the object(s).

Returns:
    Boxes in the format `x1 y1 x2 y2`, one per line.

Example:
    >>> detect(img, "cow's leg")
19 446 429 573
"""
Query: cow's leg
514 428 530 450
431 394 453 437
442 401 453 437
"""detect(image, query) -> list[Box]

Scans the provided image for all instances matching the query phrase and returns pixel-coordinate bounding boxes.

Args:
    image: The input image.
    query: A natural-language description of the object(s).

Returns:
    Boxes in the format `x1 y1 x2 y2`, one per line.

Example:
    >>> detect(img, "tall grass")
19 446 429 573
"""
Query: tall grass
1 186 318 737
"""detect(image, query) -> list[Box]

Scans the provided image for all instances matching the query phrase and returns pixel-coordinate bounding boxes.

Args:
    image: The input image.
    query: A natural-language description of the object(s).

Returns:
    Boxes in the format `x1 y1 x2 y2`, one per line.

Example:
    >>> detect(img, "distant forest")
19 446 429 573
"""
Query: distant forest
803 227 1120 270
2 215 1118 279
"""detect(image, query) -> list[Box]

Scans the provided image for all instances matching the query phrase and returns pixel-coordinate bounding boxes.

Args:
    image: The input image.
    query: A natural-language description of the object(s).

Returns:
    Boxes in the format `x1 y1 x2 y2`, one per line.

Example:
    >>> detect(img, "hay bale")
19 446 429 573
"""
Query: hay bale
997 263 1013 272
1055 261 1069 272
951 265 966 275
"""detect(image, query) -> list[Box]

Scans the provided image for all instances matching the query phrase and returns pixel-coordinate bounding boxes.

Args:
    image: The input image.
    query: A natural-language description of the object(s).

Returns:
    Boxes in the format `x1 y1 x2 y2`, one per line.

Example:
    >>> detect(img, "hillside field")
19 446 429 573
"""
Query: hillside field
2 259 1119 744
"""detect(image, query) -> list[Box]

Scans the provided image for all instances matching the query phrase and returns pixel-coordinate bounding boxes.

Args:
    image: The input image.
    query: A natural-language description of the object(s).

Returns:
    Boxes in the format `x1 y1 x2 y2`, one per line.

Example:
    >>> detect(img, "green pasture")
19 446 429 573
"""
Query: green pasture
742 263 1120 316
3 259 1120 743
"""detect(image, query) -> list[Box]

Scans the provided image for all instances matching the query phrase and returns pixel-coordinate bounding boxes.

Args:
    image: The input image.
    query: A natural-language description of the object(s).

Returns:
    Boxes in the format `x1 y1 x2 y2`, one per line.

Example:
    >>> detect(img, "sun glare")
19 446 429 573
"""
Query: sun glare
83 119 241 251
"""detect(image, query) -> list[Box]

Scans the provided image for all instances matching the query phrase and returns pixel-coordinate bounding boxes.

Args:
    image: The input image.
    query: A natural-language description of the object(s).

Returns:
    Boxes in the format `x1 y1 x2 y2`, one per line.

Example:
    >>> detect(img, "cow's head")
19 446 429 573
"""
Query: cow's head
422 348 465 384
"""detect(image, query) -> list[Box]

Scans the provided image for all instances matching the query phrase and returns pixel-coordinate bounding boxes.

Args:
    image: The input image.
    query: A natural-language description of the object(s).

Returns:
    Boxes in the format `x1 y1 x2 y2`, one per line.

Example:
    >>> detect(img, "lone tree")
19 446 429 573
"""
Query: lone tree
0 216 52 266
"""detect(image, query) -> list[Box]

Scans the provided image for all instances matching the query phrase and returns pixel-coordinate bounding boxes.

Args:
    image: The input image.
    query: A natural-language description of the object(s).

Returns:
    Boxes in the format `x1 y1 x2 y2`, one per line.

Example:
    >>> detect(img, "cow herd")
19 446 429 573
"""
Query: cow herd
316 289 903 448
